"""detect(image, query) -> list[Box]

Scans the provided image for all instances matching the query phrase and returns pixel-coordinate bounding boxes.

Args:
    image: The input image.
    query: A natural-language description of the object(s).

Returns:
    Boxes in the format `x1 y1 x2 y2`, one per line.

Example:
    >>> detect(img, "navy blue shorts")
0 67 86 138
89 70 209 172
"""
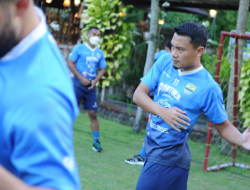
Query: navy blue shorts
136 161 189 190
74 85 98 111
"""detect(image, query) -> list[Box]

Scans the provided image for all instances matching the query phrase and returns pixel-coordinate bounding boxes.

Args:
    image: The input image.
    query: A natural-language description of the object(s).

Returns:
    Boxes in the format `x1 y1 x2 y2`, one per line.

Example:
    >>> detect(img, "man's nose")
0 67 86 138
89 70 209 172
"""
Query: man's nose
171 49 178 58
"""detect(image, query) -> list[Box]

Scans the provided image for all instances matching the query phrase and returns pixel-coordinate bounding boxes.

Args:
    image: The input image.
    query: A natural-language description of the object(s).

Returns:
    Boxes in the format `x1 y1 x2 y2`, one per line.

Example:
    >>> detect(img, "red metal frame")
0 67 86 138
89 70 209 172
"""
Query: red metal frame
203 31 250 171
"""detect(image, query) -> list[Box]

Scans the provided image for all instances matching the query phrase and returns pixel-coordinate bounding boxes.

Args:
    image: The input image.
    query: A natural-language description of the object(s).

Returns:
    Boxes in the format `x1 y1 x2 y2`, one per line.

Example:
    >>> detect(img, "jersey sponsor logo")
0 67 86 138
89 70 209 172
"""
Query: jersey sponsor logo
149 120 169 134
163 71 171 78
152 99 171 118
157 82 181 101
86 57 98 72
88 73 96 77
184 83 196 95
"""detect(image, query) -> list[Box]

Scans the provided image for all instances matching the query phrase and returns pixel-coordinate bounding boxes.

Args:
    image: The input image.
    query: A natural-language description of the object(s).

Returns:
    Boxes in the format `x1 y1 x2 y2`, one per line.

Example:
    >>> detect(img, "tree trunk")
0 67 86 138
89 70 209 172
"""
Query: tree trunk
133 0 160 132
101 86 109 102
222 0 249 154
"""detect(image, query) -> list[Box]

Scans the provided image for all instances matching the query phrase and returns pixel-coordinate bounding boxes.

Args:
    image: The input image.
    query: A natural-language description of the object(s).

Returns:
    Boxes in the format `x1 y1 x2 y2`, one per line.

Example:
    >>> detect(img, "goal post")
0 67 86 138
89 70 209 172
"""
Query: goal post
203 31 250 171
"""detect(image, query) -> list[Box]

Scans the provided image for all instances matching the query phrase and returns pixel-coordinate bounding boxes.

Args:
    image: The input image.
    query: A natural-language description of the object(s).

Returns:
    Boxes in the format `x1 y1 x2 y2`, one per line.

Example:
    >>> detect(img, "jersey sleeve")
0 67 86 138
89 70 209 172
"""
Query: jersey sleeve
141 53 171 92
68 45 79 62
98 51 107 69
6 88 80 190
201 84 228 124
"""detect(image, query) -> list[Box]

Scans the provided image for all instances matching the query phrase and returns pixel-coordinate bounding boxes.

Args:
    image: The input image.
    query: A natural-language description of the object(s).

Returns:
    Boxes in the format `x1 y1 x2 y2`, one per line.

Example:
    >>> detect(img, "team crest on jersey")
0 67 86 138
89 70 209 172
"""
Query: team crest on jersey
184 83 196 95
96 53 101 58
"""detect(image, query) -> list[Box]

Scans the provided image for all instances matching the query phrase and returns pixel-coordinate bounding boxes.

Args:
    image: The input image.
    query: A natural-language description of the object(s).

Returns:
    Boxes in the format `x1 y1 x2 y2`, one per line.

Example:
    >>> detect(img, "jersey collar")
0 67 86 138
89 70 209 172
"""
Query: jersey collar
178 65 204 76
0 7 47 62
85 43 96 51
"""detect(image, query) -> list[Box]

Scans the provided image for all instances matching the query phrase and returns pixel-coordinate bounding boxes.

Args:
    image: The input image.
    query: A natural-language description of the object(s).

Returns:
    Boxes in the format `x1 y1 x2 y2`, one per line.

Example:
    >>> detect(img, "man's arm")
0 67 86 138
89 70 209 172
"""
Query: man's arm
88 68 105 90
0 166 53 190
67 59 90 86
133 82 191 132
214 119 250 150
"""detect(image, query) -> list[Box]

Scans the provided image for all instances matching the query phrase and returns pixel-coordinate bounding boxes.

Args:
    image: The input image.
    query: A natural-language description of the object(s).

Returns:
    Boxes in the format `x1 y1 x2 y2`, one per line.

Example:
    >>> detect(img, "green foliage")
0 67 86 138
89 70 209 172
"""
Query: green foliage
239 59 250 128
161 11 199 27
81 0 135 87
201 53 231 102
122 7 144 23
127 99 133 116
201 53 217 77
109 94 127 102
123 29 147 87
207 10 250 42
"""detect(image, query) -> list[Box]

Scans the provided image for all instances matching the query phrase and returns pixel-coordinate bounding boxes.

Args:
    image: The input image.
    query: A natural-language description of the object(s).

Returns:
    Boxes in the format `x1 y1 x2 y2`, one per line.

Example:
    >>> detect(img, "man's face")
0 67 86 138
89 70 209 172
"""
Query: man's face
171 33 202 71
0 3 19 59
87 29 101 38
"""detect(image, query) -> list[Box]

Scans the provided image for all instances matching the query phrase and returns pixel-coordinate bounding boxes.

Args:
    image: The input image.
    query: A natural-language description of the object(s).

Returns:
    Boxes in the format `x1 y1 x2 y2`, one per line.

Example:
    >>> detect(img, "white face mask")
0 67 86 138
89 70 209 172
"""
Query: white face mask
89 36 100 46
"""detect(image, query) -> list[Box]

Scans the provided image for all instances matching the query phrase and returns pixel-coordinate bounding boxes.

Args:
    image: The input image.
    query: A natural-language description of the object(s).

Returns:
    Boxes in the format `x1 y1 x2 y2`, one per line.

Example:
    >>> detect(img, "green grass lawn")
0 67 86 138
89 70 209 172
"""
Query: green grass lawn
74 113 250 190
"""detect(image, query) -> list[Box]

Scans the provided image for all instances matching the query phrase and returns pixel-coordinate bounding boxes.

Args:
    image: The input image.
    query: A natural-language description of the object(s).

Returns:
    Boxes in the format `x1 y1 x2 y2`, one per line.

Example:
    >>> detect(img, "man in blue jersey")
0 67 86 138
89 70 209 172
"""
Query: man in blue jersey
125 39 173 166
0 0 80 190
154 39 172 61
67 26 107 152
133 21 250 190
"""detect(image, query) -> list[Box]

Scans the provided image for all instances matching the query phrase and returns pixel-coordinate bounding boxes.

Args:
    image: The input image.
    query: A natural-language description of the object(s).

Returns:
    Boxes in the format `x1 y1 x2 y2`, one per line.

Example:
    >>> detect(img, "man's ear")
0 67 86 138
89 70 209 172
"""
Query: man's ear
15 0 29 16
197 46 205 57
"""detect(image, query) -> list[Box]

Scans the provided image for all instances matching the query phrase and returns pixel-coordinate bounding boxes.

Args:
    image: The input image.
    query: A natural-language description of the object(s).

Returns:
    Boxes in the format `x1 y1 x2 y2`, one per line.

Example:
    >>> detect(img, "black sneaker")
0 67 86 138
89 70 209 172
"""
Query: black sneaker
125 154 145 165
92 140 103 152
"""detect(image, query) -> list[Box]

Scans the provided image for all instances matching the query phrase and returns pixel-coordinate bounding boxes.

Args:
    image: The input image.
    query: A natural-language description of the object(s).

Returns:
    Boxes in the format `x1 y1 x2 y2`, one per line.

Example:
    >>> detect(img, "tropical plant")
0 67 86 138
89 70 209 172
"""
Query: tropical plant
161 11 199 27
81 0 135 87
239 58 250 128
201 53 231 103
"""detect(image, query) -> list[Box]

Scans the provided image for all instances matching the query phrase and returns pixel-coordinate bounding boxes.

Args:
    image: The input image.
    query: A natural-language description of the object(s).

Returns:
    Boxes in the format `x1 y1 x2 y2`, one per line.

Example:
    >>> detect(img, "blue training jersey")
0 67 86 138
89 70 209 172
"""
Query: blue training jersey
69 43 107 87
154 50 168 61
142 53 228 170
0 7 80 190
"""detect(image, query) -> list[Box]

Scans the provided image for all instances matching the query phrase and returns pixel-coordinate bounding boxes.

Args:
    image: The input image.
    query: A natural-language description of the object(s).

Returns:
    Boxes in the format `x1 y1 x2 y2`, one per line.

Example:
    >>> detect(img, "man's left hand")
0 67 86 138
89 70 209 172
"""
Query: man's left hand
88 80 96 90
241 126 250 150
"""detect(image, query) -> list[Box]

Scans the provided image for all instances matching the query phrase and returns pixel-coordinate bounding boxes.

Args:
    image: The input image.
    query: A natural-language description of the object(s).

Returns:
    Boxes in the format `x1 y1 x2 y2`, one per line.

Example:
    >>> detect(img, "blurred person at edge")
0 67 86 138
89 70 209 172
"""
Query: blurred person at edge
0 0 80 190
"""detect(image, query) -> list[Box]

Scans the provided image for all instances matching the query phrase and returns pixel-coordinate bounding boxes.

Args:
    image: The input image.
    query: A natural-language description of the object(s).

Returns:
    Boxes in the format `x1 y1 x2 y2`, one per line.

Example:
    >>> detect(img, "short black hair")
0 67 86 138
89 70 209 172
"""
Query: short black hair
165 39 172 50
174 21 208 49
88 26 100 33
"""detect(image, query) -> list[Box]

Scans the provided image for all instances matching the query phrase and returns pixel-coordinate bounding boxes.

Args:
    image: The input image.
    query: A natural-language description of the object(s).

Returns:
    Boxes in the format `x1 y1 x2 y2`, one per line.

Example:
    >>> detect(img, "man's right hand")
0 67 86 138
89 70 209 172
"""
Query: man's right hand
79 77 91 86
158 107 191 132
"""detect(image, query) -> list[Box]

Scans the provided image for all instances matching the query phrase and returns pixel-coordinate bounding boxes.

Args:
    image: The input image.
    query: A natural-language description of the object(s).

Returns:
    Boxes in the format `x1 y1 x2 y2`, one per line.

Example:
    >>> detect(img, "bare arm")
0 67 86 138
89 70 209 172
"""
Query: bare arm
88 68 105 90
214 119 250 150
0 166 54 190
67 59 90 86
133 82 191 132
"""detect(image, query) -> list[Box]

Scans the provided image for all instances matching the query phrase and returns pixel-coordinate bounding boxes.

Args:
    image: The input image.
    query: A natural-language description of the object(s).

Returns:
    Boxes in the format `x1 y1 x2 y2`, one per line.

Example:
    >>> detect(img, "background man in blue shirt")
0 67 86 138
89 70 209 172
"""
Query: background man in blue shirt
0 0 80 190
124 39 172 166
67 26 107 152
154 39 172 61
133 21 250 190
